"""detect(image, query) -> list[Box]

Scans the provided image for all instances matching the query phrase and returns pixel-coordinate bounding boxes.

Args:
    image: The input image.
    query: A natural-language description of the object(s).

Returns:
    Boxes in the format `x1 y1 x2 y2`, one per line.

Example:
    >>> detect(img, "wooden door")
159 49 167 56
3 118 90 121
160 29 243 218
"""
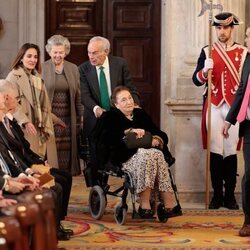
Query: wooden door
45 0 103 65
45 0 161 125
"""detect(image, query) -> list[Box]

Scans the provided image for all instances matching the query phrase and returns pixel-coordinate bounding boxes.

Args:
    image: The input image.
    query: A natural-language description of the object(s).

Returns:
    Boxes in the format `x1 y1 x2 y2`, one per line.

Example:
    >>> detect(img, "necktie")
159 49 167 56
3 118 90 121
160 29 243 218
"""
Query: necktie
237 79 250 123
3 117 14 137
99 66 110 111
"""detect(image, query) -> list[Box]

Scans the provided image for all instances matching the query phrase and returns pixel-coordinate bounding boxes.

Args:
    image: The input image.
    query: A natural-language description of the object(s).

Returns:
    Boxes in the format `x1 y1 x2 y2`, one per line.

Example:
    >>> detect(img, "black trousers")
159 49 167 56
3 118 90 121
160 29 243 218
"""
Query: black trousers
241 121 250 224
50 168 72 220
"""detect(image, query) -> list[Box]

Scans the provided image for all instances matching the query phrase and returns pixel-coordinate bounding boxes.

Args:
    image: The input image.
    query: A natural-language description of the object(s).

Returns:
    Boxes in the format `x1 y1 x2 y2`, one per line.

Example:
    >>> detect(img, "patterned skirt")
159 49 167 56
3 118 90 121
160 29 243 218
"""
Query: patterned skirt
52 91 71 172
122 148 173 195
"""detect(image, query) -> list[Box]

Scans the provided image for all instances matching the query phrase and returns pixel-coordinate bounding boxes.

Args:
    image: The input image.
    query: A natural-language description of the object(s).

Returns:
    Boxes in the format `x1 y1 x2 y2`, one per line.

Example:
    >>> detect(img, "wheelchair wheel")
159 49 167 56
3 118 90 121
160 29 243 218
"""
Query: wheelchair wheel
157 203 168 223
114 203 128 225
89 185 106 220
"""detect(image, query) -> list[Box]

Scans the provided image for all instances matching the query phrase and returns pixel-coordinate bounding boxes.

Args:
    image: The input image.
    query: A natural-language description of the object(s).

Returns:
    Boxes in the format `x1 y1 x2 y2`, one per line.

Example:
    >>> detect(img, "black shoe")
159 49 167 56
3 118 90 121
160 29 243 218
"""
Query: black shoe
224 198 239 210
208 196 223 209
164 204 183 218
60 223 74 236
138 206 154 219
57 229 70 241
157 203 182 222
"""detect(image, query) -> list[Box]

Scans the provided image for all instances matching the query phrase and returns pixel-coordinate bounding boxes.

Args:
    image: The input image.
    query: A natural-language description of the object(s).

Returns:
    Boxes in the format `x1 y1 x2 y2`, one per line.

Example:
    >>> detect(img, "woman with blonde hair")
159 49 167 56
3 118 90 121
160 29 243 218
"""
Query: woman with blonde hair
43 35 83 175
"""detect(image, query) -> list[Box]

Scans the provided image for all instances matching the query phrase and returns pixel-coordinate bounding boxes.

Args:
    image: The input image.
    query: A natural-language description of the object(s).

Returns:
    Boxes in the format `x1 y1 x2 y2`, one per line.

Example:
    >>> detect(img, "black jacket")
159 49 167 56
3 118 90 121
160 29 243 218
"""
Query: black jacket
0 119 44 175
226 53 250 137
92 108 169 166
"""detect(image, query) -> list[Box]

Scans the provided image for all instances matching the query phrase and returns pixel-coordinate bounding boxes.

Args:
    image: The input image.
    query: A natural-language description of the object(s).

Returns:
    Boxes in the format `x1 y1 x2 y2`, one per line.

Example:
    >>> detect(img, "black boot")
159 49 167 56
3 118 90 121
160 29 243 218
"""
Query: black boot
209 153 224 209
223 154 239 210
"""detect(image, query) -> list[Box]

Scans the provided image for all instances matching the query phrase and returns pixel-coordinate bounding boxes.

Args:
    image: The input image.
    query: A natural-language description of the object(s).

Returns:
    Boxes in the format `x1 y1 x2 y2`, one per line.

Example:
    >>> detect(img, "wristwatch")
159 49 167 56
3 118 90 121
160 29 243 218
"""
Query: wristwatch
4 179 10 192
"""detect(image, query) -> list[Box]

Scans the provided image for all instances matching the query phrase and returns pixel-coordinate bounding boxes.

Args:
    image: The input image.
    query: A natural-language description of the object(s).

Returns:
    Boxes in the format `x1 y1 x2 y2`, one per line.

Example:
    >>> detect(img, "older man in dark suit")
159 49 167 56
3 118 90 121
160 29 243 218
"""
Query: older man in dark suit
79 36 140 136
79 36 140 185
0 79 73 240
223 24 250 236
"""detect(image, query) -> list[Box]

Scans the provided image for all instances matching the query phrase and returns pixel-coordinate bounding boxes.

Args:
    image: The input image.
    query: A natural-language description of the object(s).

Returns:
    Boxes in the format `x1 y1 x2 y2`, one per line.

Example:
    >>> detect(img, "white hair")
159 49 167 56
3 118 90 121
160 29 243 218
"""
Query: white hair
45 34 71 56
89 36 110 51
0 79 17 94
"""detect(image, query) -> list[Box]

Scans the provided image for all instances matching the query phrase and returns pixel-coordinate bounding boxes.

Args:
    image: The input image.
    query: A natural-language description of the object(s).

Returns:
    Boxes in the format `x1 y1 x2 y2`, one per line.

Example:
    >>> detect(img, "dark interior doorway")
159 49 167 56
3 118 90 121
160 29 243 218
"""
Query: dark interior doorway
45 0 161 126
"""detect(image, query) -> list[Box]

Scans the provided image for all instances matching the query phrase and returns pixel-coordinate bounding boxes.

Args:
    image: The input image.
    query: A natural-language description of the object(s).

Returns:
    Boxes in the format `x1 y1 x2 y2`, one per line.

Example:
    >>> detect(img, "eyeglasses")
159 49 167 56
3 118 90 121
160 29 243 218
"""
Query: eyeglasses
15 96 21 102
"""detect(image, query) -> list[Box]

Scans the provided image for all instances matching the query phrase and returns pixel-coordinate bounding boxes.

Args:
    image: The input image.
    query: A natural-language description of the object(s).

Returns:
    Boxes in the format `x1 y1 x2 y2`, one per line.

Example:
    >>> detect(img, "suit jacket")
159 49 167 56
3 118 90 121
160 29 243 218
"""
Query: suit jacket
79 55 140 136
0 118 46 172
0 122 24 177
0 155 12 189
0 120 71 224
0 176 5 190
226 53 250 137
42 59 84 175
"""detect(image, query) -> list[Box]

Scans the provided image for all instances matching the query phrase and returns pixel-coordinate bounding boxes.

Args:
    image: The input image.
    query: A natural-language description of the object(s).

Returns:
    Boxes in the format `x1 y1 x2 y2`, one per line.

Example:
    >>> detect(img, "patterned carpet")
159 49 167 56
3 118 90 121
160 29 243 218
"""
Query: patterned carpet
58 176 250 250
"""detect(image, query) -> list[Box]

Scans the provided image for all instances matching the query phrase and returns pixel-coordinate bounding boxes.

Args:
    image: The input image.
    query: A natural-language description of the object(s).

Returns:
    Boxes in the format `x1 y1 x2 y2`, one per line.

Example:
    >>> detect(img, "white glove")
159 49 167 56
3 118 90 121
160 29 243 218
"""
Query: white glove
203 58 214 74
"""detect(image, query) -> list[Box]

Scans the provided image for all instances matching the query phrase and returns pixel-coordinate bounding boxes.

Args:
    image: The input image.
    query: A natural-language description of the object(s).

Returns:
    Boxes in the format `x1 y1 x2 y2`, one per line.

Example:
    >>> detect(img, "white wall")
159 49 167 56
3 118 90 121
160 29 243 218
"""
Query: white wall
0 0 45 78
0 0 19 78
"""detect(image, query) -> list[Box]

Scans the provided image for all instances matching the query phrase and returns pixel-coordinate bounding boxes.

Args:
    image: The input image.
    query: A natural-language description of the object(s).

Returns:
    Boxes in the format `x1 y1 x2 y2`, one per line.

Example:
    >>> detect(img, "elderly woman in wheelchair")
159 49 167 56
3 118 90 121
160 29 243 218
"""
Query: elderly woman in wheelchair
90 86 182 223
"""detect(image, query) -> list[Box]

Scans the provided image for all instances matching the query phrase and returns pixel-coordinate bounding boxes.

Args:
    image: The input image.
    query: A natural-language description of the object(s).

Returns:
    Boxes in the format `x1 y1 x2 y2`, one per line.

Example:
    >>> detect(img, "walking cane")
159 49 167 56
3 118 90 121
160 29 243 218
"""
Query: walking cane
198 0 223 208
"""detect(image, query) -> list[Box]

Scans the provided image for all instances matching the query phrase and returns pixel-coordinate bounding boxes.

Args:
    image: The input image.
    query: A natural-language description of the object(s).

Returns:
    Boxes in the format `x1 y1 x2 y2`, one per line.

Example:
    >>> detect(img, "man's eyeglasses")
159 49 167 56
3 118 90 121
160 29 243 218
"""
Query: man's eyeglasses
15 96 21 102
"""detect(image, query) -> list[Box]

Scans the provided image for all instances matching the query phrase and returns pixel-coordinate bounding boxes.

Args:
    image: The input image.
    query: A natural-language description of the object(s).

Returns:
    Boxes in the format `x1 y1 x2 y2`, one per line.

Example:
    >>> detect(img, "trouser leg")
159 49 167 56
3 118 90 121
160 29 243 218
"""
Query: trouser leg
209 152 224 209
86 135 100 186
88 134 109 187
242 122 250 224
223 154 239 209
50 183 63 227
50 168 72 218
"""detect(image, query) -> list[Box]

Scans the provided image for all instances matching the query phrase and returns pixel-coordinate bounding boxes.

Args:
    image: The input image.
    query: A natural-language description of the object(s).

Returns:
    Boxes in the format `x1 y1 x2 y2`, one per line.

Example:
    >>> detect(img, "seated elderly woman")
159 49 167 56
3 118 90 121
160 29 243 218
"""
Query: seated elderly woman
93 86 181 219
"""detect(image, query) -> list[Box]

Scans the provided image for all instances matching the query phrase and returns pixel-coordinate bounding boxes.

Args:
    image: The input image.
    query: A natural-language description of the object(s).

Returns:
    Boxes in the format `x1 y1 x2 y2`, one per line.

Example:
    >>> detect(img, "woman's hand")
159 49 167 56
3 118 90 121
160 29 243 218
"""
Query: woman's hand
55 119 66 128
131 128 145 138
152 138 160 147
25 122 37 135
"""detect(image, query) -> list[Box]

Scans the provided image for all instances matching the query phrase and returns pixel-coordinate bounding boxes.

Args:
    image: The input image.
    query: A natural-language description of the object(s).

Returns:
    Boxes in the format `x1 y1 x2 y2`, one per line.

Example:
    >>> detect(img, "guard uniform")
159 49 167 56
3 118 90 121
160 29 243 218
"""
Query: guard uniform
192 12 248 209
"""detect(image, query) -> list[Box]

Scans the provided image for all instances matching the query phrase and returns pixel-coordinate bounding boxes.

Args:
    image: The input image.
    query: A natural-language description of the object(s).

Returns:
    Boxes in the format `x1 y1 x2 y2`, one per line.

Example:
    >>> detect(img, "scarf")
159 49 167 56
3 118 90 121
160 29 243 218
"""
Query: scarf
23 67 53 143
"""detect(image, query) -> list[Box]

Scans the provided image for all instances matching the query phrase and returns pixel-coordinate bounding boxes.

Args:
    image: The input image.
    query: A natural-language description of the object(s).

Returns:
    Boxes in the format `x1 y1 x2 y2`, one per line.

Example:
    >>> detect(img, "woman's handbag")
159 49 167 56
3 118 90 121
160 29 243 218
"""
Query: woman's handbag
123 131 152 149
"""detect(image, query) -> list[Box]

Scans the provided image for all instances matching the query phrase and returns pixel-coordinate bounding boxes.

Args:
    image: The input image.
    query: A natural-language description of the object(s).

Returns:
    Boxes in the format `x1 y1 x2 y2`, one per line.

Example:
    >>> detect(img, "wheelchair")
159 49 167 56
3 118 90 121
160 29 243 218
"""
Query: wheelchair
85 161 182 225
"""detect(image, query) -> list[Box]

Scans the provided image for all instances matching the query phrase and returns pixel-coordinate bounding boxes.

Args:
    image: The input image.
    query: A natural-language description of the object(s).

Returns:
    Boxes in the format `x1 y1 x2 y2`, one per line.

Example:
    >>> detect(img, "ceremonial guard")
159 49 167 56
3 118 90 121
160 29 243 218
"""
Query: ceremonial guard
192 12 248 209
